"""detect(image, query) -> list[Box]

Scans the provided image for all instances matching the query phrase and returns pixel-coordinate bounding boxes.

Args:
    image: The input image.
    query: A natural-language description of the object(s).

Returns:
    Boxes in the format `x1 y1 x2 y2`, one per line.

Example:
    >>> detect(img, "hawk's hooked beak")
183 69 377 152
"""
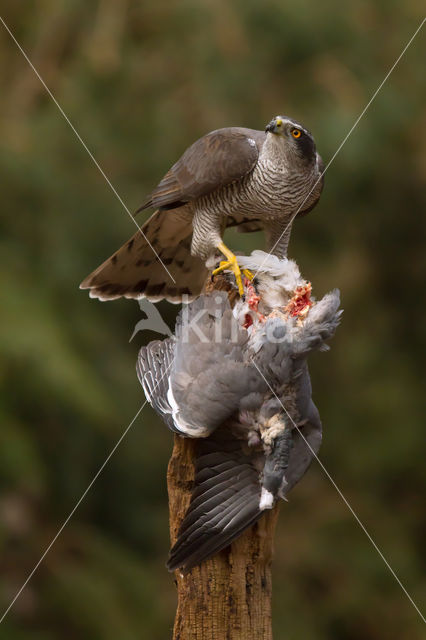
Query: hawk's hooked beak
265 117 283 134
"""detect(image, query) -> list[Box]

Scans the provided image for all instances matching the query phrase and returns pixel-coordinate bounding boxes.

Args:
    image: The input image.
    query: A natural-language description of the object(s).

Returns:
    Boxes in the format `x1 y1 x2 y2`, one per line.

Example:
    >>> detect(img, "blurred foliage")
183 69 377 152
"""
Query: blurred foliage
0 1 425 638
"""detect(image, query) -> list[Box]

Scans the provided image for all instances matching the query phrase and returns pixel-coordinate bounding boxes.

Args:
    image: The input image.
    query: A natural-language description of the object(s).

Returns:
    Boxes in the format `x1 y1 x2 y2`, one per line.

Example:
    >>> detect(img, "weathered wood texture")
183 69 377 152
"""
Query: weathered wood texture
167 273 280 640
167 420 278 640
167 436 280 640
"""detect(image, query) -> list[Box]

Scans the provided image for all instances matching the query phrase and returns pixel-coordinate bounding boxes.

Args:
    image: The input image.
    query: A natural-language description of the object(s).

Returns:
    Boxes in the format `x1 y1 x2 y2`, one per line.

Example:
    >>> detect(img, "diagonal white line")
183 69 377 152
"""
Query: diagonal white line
0 353 174 624
251 359 426 624
0 405 144 624
254 16 426 277
0 16 176 284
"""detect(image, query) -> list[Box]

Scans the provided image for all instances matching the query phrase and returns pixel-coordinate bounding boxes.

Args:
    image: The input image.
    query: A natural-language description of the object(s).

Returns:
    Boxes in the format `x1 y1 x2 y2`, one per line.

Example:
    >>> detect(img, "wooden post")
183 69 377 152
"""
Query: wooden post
167 436 280 640
167 274 280 640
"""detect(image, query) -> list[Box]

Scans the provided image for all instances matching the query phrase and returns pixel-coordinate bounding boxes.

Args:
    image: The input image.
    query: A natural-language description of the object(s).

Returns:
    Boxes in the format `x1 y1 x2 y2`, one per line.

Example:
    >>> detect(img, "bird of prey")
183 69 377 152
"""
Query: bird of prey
137 252 341 572
80 116 324 302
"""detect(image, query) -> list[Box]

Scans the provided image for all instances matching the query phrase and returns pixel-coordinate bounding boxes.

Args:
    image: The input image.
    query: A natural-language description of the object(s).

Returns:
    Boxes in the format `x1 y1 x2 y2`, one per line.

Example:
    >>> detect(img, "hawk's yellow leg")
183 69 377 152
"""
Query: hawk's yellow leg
212 242 254 297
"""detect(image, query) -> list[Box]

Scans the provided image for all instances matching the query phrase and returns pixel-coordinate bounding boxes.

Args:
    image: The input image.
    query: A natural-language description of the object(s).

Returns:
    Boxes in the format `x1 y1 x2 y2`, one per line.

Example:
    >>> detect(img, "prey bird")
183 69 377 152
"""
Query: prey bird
137 252 341 572
80 116 323 302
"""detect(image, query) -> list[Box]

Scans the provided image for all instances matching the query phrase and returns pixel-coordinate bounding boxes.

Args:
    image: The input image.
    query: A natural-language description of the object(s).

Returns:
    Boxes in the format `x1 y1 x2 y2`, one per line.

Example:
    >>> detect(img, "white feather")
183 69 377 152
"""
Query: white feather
259 487 275 510
239 251 305 311
167 378 211 437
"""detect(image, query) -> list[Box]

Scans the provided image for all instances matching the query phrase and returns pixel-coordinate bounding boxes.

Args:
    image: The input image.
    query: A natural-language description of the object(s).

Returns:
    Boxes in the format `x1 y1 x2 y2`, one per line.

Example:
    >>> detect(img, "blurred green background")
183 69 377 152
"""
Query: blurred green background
0 1 425 638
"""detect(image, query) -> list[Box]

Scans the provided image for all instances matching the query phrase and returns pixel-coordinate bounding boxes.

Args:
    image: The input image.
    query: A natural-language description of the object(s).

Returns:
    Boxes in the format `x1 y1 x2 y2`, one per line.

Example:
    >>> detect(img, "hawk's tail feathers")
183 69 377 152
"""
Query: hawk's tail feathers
79 208 209 303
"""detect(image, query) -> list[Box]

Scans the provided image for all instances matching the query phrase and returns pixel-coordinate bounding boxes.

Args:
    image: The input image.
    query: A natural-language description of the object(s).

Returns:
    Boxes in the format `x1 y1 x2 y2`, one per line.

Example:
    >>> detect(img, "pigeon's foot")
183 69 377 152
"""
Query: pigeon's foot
212 242 253 297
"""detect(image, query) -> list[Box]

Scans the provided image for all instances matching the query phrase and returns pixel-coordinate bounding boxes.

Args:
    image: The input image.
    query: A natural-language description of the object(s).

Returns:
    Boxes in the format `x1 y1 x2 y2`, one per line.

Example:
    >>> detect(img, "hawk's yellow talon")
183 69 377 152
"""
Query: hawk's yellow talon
242 269 254 281
212 242 245 297
212 260 231 275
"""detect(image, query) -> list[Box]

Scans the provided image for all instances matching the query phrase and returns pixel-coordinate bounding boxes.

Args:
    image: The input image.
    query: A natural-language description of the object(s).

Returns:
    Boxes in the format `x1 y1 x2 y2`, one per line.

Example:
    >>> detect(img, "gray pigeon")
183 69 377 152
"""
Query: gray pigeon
137 252 341 572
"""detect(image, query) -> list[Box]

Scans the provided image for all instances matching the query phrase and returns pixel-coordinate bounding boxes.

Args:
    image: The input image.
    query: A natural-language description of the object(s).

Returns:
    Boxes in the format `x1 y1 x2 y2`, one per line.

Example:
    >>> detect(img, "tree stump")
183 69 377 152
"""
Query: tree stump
167 435 280 640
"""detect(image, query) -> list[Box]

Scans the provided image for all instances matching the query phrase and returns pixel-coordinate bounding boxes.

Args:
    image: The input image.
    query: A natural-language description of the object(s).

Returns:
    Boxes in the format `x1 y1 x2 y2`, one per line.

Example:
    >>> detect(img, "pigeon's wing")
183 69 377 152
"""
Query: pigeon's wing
168 294 266 437
167 426 263 573
292 290 342 356
167 369 324 573
281 362 323 495
136 294 266 438
139 128 266 211
136 338 180 433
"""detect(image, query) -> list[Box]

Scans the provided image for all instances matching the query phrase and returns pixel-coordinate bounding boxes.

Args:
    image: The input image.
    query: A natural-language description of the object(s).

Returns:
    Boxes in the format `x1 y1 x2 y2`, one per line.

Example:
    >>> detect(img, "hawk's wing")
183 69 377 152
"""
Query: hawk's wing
139 128 266 210
296 154 325 217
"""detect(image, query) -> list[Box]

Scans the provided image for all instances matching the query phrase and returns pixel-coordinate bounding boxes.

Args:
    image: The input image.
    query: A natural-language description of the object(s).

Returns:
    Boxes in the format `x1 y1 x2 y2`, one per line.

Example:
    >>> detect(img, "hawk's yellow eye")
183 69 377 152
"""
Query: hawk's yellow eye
291 129 302 139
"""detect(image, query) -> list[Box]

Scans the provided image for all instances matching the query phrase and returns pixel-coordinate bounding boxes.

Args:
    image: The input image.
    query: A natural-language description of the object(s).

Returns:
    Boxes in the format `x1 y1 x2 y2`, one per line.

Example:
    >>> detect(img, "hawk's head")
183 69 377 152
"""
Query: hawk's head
265 115 316 164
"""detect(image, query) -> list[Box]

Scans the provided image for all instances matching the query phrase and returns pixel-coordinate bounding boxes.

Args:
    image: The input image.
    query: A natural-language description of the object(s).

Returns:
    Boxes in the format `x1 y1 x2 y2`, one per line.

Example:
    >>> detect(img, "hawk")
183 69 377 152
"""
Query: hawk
80 116 323 302
137 252 341 571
